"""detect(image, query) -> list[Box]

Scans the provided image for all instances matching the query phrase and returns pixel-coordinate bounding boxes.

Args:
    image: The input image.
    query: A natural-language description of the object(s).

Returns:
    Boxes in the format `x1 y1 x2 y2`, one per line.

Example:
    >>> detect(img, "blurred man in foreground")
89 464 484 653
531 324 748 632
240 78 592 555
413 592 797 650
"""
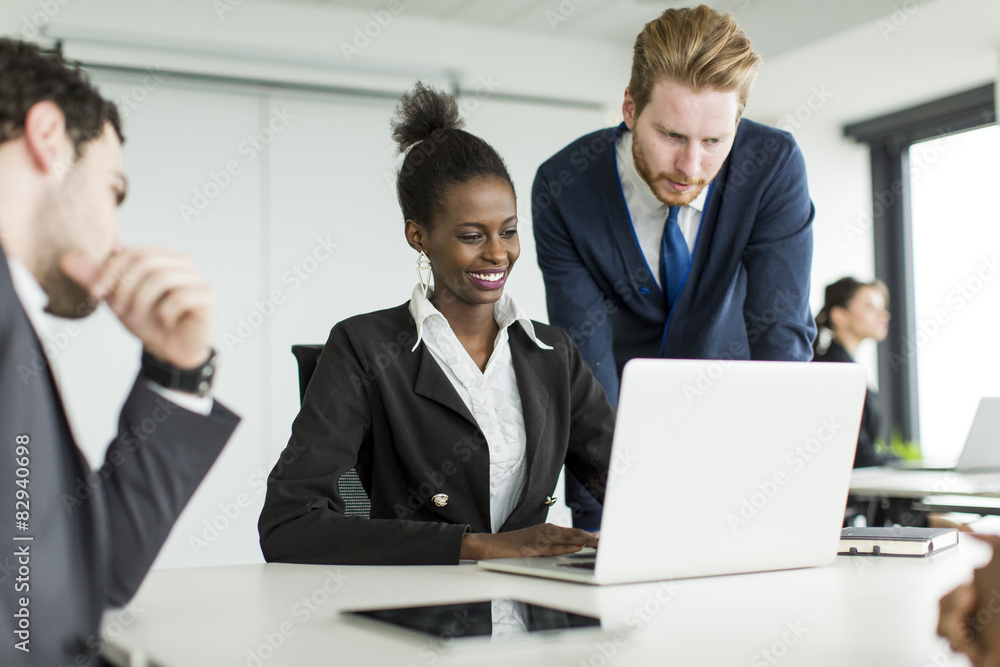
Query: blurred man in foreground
0 39 239 666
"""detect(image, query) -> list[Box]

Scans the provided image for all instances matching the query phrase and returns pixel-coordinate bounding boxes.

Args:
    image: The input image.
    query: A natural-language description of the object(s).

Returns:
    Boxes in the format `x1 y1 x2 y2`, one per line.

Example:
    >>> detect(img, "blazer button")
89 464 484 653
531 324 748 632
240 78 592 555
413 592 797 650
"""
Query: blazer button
431 493 449 507
543 496 557 506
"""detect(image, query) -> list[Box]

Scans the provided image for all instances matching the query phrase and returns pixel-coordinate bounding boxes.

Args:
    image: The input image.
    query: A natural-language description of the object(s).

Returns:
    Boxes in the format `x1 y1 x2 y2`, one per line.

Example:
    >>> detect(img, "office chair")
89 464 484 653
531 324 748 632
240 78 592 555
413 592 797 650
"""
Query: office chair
291 344 371 519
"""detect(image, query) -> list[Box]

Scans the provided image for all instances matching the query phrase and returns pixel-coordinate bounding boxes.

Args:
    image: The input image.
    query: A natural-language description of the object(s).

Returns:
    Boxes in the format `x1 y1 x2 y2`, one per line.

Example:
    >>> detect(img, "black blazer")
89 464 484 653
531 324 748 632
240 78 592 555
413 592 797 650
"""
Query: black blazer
0 249 240 666
258 303 615 566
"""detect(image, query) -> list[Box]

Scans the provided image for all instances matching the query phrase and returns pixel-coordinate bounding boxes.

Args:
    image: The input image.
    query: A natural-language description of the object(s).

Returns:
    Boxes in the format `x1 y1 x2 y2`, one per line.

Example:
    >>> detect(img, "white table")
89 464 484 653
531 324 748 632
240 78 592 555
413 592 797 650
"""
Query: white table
850 468 1000 500
101 536 989 667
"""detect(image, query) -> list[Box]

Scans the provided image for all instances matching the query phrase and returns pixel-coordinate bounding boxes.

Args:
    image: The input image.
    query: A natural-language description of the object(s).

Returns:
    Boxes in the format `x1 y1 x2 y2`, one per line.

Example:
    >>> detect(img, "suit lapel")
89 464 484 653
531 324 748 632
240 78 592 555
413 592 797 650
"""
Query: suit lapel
412 342 479 428
602 125 669 321
509 330 549 472
683 157 727 300
499 328 550 530
604 125 654 284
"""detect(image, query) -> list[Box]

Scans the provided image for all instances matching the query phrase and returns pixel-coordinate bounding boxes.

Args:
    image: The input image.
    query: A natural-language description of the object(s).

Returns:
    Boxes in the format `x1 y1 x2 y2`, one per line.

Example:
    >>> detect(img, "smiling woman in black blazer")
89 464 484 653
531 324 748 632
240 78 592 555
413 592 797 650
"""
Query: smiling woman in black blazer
258 83 615 566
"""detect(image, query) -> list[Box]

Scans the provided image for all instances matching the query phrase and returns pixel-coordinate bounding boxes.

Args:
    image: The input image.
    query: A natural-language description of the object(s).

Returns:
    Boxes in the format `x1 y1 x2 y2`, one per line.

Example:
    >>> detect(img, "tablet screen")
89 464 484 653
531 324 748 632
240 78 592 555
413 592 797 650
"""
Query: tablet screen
343 599 602 645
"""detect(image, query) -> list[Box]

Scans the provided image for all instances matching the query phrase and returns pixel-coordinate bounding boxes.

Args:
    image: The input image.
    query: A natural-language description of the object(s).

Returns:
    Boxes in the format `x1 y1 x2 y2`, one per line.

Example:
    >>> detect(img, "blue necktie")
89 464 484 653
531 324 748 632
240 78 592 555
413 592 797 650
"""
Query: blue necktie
659 206 690 309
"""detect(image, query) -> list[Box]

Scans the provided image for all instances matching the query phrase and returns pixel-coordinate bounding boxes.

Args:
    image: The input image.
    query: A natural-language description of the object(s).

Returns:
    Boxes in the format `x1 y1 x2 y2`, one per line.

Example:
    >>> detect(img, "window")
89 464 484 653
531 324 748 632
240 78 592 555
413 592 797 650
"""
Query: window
909 125 1000 458
844 84 995 452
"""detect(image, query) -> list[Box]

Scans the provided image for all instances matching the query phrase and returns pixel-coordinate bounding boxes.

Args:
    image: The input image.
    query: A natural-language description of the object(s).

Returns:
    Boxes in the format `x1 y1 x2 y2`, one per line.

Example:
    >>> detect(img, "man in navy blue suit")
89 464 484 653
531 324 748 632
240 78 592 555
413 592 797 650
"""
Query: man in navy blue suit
533 5 816 529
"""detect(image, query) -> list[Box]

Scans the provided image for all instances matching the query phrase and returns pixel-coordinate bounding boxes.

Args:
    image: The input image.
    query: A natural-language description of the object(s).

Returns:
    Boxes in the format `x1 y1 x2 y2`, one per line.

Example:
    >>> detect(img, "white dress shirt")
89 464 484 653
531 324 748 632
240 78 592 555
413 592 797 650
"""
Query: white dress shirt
408 285 553 533
615 129 709 288
6 257 213 417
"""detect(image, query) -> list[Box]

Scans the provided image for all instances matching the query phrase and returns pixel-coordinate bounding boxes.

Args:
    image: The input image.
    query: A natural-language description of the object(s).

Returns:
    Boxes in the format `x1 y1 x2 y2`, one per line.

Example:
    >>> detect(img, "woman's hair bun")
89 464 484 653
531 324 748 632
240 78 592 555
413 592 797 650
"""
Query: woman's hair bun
390 81 464 154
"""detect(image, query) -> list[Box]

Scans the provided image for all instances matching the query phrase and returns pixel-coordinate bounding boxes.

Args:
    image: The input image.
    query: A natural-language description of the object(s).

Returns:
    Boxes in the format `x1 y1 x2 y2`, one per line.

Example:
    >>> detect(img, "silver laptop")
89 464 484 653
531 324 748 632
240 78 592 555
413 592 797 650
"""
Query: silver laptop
478 359 866 585
888 398 1000 472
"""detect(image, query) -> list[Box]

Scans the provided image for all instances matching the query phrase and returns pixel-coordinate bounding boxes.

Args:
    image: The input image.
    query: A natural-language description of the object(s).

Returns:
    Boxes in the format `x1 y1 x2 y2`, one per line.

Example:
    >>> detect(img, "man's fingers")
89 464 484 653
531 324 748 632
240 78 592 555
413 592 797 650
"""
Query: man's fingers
115 267 204 325
156 284 214 331
105 253 198 319
95 248 192 302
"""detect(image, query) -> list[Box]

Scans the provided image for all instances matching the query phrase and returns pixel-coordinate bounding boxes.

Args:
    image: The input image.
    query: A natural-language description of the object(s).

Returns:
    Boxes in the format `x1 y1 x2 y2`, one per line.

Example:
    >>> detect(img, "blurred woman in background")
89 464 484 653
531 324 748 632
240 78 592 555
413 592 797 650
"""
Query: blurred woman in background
813 277 895 468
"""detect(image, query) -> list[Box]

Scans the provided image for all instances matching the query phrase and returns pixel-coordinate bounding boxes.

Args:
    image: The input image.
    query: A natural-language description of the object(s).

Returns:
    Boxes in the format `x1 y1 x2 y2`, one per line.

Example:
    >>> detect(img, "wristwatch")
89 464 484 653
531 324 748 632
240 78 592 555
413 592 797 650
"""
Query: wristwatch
140 348 218 397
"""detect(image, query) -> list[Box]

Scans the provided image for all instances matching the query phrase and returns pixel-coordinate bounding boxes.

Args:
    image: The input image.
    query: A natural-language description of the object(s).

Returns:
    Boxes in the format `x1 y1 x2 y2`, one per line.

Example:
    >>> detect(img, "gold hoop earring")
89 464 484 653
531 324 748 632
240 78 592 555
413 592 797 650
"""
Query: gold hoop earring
416 252 432 298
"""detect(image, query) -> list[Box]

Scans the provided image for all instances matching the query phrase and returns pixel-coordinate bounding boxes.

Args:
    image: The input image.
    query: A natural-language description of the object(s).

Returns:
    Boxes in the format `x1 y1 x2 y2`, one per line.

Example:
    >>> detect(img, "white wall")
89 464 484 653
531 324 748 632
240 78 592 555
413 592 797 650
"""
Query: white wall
2 0 997 566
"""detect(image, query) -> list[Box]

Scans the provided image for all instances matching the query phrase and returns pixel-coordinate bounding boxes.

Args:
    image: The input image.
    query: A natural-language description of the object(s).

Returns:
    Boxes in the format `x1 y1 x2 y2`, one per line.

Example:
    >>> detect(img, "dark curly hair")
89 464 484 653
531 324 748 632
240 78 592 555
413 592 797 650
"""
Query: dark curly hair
0 38 123 157
390 81 513 226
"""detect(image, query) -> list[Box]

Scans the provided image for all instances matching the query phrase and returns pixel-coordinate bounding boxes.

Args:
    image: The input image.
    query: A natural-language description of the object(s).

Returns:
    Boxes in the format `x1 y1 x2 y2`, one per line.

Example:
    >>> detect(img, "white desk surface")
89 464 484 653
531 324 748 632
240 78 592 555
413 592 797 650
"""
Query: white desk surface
103 536 990 667
850 468 1000 499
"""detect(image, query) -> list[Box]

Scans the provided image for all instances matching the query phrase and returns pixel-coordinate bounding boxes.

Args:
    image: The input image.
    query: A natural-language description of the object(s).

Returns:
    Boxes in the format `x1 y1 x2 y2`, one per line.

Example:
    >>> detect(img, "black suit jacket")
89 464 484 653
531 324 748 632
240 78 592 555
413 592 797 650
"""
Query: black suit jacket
258 303 615 565
0 249 240 666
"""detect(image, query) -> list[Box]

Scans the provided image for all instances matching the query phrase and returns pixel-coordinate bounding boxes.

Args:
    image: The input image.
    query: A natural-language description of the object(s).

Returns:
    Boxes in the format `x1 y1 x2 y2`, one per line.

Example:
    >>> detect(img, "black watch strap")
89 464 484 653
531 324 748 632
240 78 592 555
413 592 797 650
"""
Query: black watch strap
140 348 218 397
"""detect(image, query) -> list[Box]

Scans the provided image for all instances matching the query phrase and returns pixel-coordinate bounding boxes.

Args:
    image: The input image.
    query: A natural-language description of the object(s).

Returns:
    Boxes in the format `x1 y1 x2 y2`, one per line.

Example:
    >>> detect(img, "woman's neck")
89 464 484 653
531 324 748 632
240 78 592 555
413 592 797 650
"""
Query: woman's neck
832 332 861 358
431 296 499 371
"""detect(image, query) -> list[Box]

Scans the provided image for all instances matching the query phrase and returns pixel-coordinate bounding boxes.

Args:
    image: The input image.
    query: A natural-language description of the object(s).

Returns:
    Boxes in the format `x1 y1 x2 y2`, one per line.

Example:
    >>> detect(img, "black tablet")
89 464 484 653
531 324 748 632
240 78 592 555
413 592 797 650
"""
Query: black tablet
341 599 606 647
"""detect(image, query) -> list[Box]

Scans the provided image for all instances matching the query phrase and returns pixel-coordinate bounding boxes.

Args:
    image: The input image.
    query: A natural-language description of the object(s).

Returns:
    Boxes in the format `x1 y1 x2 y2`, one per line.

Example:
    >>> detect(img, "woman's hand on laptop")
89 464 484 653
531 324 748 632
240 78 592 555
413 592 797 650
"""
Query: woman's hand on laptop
938 534 1000 666
460 523 598 560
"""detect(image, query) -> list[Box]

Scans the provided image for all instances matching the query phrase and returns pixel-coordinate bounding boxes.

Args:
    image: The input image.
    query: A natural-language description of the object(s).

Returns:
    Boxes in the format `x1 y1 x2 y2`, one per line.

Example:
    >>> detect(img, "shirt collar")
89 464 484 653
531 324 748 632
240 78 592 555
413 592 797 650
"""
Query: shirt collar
7 256 51 338
618 129 709 215
408 284 553 352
